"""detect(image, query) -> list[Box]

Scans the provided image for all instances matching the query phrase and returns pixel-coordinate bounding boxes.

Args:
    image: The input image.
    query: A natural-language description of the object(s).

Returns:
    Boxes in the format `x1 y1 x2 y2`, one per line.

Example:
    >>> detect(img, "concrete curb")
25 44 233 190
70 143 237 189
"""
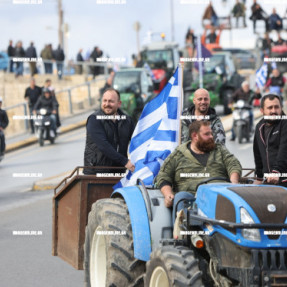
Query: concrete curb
5 120 86 153
32 170 73 191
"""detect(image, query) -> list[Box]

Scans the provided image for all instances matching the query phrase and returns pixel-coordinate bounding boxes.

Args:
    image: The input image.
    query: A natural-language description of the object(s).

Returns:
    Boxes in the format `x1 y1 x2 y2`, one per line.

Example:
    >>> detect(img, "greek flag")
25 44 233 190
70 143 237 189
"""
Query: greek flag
256 63 268 88
114 65 182 189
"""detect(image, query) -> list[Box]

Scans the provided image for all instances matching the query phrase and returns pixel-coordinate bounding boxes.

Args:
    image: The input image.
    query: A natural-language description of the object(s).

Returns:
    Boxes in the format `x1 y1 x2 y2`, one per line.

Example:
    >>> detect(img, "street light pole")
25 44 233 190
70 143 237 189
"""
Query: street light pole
133 22 141 57
170 0 175 41
58 0 64 47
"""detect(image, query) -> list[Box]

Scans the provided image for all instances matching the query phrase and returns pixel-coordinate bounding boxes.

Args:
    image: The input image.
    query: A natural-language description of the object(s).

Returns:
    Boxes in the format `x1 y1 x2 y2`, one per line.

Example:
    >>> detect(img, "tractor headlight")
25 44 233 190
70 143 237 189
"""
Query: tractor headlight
240 207 261 242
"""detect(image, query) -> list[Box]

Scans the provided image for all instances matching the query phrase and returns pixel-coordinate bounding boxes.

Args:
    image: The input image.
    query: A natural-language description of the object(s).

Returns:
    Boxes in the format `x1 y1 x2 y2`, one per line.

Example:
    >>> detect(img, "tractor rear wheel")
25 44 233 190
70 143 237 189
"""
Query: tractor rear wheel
84 198 145 287
145 246 203 287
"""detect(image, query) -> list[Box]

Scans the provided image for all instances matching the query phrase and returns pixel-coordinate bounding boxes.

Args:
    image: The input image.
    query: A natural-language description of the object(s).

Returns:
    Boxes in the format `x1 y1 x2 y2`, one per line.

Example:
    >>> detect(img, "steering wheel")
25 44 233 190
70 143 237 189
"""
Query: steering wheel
195 177 230 191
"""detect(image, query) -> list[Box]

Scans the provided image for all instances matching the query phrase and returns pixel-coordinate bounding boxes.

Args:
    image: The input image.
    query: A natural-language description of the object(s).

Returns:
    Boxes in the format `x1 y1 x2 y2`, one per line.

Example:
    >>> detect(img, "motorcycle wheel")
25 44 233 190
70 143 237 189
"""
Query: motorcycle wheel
236 126 243 144
39 129 44 147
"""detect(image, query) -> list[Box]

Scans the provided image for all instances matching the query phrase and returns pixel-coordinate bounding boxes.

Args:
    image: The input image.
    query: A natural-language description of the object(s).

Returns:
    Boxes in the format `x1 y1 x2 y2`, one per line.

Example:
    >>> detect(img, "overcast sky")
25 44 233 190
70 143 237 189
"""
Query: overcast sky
1 0 286 63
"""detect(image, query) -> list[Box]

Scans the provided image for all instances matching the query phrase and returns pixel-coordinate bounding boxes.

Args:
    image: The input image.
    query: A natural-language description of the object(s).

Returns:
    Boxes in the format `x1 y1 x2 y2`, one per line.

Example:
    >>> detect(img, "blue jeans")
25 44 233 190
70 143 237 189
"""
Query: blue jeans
9 59 14 72
0 130 5 154
56 63 63 79
172 191 195 223
50 114 57 132
15 62 23 76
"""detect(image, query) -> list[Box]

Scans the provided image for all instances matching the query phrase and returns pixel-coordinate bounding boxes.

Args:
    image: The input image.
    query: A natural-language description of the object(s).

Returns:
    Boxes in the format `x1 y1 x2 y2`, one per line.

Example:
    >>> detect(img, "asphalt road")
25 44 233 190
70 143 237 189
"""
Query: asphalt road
0 194 84 287
0 128 87 287
0 128 86 211
0 116 257 287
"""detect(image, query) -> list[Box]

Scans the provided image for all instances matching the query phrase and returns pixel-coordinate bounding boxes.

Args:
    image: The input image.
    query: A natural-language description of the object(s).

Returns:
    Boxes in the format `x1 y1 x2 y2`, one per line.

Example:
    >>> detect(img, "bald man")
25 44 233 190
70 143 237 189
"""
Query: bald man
181 88 226 144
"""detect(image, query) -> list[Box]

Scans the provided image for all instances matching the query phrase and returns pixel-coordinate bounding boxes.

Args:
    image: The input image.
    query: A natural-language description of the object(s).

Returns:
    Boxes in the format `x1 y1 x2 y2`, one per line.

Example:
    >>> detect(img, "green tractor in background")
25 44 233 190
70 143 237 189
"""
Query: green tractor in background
112 68 155 121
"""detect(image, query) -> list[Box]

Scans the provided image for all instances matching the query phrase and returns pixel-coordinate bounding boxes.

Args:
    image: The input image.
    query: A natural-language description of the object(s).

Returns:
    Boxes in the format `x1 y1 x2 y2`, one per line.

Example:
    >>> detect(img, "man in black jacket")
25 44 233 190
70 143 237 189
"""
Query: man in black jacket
26 42 37 76
7 40 15 73
253 94 287 187
250 0 268 33
14 41 25 77
0 97 9 157
24 78 42 133
83 88 135 175
53 45 65 80
33 88 58 133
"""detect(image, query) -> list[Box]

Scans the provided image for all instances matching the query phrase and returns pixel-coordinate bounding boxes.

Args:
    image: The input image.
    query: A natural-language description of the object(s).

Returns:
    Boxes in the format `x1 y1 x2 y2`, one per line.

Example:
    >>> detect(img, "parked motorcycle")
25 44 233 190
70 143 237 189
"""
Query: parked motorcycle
34 108 56 146
232 100 252 144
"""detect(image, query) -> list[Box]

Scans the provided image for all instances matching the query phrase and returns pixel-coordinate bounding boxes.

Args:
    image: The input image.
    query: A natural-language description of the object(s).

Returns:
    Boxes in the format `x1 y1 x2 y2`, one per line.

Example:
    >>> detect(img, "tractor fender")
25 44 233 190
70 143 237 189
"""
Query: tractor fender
112 186 152 262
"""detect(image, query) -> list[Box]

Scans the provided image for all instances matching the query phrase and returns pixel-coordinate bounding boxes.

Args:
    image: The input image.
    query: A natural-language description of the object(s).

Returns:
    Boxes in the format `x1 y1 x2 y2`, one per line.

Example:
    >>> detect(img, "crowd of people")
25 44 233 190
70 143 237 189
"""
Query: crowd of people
202 0 286 33
6 40 105 79
7 40 65 79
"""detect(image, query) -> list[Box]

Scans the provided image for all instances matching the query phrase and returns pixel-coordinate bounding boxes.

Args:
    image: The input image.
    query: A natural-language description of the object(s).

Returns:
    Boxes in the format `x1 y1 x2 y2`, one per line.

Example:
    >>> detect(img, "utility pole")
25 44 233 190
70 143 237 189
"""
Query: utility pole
133 22 141 57
170 0 174 41
58 0 64 47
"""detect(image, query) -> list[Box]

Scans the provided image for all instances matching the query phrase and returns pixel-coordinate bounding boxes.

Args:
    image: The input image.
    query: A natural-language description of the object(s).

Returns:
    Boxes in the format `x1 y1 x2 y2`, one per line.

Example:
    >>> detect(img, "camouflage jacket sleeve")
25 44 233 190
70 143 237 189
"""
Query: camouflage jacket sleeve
211 117 226 145
155 150 178 188
181 119 190 143
219 145 242 177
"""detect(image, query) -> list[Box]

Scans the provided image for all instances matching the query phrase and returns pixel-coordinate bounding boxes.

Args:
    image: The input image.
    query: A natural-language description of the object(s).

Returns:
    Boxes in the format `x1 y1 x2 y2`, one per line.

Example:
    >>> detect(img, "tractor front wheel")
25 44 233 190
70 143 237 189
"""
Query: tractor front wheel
145 246 203 287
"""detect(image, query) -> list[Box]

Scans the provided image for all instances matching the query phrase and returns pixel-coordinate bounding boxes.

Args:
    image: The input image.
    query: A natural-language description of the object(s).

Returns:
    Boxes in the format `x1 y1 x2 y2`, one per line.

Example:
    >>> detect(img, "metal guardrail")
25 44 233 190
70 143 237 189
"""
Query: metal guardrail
4 77 108 131
5 102 29 130
8 57 121 78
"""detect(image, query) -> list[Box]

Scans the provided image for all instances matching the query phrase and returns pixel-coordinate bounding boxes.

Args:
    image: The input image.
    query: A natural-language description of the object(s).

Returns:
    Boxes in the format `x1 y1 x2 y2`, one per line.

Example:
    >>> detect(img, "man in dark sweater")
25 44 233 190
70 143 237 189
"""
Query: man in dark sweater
24 78 42 133
0 97 9 158
7 40 15 73
26 42 37 76
253 94 287 187
83 88 135 175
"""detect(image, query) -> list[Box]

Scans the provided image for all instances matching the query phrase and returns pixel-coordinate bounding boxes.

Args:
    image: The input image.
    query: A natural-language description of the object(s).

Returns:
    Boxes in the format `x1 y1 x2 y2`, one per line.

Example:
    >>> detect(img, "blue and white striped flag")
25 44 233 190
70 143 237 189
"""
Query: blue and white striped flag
114 65 182 189
256 63 268 88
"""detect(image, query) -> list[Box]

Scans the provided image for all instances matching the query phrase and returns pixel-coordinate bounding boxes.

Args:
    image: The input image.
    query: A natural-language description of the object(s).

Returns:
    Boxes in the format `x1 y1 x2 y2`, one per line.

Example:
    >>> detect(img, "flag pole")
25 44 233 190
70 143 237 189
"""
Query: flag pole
197 33 203 89
178 62 184 145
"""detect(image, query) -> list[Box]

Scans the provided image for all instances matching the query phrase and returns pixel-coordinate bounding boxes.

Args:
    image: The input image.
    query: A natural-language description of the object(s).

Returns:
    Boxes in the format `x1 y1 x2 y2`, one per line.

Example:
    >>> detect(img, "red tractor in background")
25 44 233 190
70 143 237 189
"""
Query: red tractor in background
139 40 181 94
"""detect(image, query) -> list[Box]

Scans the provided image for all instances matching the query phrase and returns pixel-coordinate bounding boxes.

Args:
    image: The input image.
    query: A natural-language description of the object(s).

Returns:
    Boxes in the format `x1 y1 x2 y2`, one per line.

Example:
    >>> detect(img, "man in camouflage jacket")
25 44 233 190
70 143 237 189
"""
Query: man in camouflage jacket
156 121 241 220
181 88 226 145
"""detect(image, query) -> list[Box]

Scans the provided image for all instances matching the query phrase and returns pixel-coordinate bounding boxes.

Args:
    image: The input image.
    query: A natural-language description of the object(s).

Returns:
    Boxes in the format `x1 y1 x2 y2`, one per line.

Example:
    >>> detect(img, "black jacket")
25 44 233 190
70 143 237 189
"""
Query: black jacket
24 86 42 108
253 114 287 185
33 95 58 113
26 46 37 58
0 109 9 129
53 47 65 62
77 52 84 62
83 109 135 174
7 45 15 57
14 47 25 58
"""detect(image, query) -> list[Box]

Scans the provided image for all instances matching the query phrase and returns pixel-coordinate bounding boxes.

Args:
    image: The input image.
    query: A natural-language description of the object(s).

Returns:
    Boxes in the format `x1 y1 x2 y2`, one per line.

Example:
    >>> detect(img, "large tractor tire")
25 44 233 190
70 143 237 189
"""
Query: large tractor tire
145 246 203 287
84 198 145 287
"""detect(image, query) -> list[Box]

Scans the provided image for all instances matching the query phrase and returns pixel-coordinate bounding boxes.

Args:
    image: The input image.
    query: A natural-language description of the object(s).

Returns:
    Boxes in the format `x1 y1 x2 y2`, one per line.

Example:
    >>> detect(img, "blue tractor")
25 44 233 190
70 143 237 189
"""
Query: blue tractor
83 176 287 287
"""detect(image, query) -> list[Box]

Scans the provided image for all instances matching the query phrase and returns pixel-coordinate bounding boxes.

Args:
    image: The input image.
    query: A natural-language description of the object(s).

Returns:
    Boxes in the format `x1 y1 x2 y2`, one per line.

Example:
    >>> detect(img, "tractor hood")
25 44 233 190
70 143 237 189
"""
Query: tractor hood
195 184 287 248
